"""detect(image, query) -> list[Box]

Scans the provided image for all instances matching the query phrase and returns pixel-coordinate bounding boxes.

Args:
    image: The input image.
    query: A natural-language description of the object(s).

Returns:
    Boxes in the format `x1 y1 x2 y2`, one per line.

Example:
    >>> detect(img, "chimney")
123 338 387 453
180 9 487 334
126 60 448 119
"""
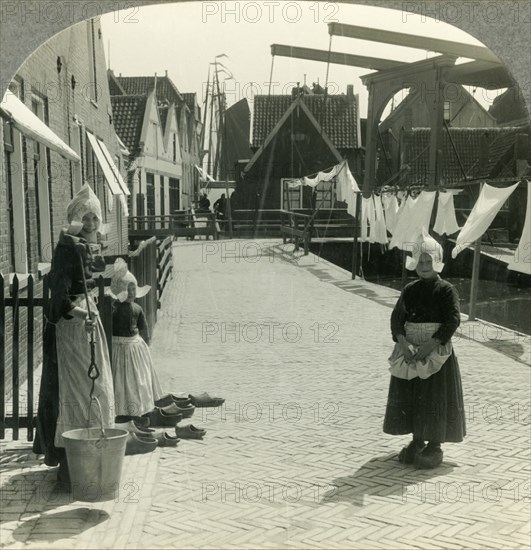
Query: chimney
165 69 168 78
347 84 354 97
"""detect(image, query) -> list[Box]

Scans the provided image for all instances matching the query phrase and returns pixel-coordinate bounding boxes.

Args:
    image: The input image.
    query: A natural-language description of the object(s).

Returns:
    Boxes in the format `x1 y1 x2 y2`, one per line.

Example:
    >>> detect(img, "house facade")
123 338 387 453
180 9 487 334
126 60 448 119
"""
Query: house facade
237 85 362 211
1 18 129 390
109 73 202 214
376 85 498 187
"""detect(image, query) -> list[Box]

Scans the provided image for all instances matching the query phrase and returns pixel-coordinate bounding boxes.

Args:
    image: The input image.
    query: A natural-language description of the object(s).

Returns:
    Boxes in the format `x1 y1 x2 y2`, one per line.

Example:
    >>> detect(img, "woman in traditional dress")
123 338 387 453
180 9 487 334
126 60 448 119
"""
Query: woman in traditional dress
384 229 466 469
33 184 115 485
109 258 163 419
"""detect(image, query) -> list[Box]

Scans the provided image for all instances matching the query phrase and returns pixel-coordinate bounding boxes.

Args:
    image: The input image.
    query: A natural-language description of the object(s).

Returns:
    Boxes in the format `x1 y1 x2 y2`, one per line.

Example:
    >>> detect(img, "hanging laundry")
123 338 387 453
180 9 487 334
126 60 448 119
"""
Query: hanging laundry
303 176 319 188
433 191 460 236
390 191 436 250
360 196 375 242
390 195 416 249
286 178 303 188
371 195 388 244
452 182 519 258
381 193 399 235
317 164 341 182
336 160 360 218
506 181 530 275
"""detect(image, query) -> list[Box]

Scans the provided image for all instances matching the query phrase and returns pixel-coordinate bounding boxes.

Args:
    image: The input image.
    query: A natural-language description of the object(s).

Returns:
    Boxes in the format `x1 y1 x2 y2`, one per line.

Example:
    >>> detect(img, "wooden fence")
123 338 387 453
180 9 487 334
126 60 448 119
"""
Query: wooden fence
0 237 173 441
129 211 218 240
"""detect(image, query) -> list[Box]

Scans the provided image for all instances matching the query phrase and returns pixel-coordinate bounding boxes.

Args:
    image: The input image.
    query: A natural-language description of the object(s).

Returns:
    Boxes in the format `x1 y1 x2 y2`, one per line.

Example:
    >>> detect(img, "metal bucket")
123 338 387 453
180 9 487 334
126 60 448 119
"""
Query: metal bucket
62 426 128 502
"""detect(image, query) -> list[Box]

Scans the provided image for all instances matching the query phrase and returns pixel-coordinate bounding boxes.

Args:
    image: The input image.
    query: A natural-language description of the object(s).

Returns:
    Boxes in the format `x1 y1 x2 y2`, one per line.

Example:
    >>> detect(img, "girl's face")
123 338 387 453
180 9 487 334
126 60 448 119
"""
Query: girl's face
126 282 137 302
81 213 100 235
416 252 437 279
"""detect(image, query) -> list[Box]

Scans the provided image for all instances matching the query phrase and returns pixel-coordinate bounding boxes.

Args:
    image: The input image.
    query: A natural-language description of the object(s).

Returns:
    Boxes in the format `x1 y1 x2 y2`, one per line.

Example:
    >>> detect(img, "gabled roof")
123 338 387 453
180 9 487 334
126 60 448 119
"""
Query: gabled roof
380 85 495 132
252 93 359 149
181 92 201 120
114 75 183 106
489 87 531 126
110 95 147 154
108 71 126 96
245 96 343 174
398 126 530 186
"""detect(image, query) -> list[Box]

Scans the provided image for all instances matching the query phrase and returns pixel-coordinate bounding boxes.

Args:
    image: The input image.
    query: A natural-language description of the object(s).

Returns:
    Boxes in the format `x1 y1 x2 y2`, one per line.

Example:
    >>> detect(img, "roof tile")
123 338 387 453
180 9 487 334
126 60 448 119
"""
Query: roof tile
110 95 147 154
252 94 359 149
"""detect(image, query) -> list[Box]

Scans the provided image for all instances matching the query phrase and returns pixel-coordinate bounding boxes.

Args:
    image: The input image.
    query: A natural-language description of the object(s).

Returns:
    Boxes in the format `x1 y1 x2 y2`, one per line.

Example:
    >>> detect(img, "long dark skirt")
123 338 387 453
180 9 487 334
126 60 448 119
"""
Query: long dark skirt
383 351 466 443
33 322 65 466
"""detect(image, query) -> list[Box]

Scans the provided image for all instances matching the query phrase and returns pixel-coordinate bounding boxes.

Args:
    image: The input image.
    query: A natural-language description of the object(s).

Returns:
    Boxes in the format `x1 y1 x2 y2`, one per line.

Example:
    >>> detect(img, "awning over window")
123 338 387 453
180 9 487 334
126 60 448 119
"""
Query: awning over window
97 137 130 196
0 92 80 163
86 131 129 196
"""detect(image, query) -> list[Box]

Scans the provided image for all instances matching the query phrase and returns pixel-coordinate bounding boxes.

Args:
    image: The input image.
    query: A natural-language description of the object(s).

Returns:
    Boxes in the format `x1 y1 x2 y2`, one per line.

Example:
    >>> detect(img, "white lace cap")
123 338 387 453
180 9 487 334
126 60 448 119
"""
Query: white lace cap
405 227 445 272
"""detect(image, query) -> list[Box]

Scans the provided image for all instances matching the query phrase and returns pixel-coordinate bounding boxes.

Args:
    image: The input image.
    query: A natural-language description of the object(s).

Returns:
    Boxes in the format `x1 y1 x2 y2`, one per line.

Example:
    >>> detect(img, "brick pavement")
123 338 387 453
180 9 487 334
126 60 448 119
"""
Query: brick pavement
1 239 530 549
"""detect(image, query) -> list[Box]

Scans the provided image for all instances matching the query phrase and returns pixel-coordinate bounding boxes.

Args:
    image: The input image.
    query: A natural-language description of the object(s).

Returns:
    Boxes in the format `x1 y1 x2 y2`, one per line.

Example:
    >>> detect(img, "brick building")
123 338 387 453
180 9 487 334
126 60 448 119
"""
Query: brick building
1 19 128 395
109 72 202 213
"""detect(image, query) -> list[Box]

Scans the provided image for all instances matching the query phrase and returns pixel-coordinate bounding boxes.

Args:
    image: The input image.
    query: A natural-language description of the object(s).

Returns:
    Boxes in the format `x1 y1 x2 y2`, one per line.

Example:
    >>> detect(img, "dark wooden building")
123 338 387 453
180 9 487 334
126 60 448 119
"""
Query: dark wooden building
236 85 362 211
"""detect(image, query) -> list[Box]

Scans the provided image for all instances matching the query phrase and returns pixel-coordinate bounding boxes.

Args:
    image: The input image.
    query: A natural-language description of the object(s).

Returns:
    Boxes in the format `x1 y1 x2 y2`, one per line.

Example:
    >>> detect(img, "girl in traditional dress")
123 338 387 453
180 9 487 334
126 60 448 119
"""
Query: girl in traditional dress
109 259 163 419
384 229 466 469
33 184 115 485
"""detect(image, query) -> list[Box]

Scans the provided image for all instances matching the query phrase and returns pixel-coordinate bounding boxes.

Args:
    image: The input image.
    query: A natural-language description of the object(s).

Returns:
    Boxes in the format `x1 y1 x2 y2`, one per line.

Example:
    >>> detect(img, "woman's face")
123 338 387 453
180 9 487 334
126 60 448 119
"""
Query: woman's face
126 282 137 302
416 252 437 279
81 212 100 235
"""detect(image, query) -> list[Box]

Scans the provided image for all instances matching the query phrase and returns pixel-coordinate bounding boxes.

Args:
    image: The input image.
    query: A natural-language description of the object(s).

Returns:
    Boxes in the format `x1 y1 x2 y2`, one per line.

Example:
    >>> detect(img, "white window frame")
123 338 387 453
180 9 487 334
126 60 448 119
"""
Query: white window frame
4 82 29 275
30 94 53 262
280 178 303 210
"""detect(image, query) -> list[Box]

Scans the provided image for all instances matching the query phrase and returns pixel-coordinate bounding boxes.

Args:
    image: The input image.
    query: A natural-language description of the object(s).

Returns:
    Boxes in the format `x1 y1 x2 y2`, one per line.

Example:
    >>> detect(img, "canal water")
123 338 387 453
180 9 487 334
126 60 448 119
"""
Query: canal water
310 242 531 335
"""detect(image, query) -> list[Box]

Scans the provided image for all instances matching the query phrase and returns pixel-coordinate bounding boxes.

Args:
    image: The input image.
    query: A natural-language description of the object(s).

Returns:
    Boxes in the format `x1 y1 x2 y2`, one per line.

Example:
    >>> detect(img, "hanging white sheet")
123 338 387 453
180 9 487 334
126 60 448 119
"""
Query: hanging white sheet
506 181 530 275
390 191 436 250
452 182 519 258
433 191 459 236
360 196 375 242
372 195 388 244
382 194 399 235
336 161 360 218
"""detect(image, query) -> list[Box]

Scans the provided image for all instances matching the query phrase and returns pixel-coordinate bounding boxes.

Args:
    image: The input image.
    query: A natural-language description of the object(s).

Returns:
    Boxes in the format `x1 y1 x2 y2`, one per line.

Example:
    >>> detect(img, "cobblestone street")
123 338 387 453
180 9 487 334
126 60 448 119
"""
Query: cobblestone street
1 240 530 549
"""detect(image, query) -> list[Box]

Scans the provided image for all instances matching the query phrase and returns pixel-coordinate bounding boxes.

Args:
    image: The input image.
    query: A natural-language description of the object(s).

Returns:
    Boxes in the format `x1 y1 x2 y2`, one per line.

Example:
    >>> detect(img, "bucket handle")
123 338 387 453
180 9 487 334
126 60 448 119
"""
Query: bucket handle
87 395 107 445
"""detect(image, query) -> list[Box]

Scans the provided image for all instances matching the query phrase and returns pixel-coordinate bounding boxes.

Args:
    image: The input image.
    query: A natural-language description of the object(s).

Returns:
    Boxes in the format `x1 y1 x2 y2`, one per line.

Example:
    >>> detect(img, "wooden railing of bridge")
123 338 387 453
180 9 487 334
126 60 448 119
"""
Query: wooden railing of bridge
129 211 218 240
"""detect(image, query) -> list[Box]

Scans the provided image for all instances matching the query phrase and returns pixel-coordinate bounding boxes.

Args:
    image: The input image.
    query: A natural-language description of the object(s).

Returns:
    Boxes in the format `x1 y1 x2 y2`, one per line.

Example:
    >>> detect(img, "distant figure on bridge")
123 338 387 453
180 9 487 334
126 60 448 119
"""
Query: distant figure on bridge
198 191 211 213
214 193 227 228
384 229 466 469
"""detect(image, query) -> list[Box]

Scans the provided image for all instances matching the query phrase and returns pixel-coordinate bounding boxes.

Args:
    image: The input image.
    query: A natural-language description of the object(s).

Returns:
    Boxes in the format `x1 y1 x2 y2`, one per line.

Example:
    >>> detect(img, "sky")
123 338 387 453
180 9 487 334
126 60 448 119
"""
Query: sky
100 1 503 119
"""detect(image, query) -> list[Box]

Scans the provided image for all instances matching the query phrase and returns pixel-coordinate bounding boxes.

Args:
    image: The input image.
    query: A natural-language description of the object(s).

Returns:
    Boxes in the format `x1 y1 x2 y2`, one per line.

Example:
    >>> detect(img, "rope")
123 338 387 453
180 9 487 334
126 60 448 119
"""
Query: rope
78 251 99 399
444 119 468 181
319 34 333 130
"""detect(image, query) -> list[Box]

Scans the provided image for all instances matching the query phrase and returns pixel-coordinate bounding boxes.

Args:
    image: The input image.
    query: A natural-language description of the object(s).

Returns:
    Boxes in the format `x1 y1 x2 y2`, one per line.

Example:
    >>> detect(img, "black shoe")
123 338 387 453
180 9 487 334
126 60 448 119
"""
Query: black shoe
56 460 71 491
414 446 443 469
398 440 425 464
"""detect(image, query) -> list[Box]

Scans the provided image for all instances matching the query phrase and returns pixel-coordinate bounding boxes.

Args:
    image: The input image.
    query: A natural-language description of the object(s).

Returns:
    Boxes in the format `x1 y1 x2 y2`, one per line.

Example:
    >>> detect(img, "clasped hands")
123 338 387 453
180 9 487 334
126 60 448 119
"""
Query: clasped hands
397 335 439 364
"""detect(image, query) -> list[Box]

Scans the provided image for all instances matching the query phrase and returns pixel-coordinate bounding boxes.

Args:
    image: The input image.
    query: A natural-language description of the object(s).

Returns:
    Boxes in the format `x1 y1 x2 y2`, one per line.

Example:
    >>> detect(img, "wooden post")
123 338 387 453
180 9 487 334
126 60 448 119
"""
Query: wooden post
468 238 481 321
352 192 361 279
12 275 19 441
27 275 34 441
468 182 484 321
0 273 5 439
